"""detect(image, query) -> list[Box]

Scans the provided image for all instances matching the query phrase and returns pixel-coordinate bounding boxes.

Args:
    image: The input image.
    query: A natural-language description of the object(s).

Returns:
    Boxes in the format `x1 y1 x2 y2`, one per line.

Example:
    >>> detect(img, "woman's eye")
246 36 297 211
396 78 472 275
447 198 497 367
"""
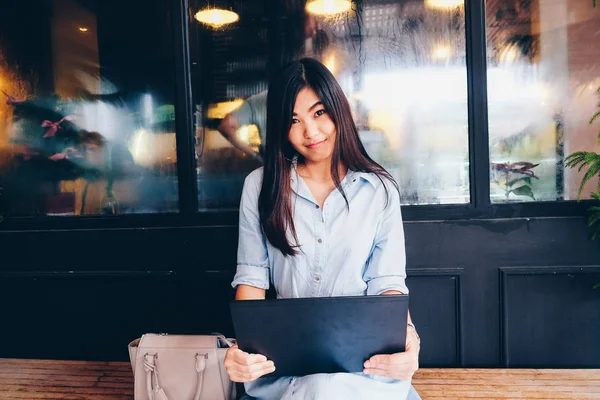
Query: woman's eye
315 109 326 117
291 118 300 124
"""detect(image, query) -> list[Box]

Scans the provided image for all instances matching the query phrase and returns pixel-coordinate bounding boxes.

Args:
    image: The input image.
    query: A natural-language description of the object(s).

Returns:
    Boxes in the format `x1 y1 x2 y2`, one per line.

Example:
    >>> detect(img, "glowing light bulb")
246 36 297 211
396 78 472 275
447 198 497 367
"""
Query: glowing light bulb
306 0 352 16
425 0 463 10
194 8 239 28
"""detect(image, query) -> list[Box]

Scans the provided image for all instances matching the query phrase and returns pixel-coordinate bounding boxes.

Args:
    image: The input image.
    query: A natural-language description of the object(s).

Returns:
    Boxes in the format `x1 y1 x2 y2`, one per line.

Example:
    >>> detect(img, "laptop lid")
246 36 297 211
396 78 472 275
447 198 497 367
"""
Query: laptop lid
229 294 409 376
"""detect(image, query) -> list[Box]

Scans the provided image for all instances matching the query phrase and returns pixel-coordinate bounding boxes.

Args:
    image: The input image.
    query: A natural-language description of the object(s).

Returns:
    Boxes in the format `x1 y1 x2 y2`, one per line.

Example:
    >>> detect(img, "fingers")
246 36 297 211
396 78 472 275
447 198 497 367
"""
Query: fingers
228 360 276 382
364 367 415 381
228 360 273 374
234 363 276 382
366 353 410 367
364 351 419 380
363 367 388 376
363 358 417 380
224 346 276 383
233 349 267 365
367 354 392 365
406 327 420 350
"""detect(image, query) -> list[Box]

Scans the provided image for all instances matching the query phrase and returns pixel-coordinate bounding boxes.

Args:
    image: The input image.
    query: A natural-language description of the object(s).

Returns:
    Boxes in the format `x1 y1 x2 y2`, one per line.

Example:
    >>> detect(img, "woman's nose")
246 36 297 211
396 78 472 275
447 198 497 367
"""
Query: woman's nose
304 120 319 139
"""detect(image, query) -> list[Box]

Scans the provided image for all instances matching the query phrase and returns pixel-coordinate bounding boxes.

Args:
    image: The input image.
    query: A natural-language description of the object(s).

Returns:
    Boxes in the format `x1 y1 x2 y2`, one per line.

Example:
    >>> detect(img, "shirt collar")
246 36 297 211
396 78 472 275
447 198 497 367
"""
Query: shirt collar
290 164 378 192
290 163 314 202
350 170 378 188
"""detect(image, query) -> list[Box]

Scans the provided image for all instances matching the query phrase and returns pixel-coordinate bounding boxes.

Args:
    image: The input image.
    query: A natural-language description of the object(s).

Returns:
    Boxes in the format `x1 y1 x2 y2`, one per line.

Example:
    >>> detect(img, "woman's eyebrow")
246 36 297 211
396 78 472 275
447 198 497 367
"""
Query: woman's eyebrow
308 101 323 111
293 101 323 116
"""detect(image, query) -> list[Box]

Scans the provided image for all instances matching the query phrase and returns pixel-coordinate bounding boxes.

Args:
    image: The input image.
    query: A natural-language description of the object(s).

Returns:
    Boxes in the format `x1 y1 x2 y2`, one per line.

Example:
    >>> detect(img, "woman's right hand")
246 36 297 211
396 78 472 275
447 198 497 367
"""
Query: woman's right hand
224 343 276 382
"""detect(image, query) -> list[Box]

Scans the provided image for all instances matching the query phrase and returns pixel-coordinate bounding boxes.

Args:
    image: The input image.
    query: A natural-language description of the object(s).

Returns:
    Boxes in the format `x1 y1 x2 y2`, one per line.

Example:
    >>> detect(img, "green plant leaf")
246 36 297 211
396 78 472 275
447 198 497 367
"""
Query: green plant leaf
588 212 600 227
506 177 532 188
565 152 584 165
565 152 588 170
588 206 600 212
591 110 600 125
585 152 600 164
510 185 535 200
593 282 600 290
577 158 600 199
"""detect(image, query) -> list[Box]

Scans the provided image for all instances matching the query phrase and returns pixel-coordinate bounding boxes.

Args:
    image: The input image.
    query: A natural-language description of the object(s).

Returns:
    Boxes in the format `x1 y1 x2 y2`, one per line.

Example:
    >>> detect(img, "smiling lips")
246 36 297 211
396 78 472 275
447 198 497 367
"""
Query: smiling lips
306 139 326 149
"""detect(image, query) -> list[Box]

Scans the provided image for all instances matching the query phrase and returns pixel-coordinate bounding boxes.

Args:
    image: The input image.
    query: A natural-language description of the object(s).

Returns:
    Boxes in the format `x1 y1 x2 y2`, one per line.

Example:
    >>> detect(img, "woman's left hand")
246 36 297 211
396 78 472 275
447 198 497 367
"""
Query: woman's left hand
363 325 420 380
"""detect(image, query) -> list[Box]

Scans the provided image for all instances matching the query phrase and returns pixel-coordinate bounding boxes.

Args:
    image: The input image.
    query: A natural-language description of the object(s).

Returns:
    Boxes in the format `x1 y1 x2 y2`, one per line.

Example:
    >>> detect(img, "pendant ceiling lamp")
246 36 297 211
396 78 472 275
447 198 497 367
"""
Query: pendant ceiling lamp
194 6 239 29
306 0 352 16
425 0 463 10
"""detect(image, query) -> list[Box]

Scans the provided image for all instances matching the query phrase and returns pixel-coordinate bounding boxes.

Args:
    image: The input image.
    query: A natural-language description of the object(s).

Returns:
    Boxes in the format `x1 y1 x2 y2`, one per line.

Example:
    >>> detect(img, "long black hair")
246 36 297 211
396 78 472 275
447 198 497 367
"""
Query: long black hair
259 58 398 256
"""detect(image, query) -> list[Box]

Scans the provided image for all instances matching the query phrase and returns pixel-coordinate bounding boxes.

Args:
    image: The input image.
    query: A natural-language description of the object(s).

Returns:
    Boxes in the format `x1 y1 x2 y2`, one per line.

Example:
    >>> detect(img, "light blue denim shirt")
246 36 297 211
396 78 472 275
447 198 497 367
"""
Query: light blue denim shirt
232 166 412 400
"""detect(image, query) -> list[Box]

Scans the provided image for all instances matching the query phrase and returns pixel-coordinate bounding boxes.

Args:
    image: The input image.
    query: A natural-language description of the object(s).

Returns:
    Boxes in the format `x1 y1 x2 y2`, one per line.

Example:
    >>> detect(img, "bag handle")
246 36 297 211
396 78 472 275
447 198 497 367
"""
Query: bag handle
143 352 208 400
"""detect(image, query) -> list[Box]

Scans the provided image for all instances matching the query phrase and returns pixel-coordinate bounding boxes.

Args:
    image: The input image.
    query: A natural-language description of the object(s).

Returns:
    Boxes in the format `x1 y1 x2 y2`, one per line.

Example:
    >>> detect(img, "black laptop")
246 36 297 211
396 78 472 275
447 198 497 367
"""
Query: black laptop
229 294 409 377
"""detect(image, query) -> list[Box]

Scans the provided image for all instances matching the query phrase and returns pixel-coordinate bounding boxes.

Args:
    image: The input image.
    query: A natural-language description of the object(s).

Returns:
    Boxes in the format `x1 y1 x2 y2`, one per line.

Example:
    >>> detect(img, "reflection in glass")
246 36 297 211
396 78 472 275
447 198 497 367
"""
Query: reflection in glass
487 0 600 202
424 0 463 11
195 8 240 29
306 0 353 16
0 0 178 217
191 0 469 209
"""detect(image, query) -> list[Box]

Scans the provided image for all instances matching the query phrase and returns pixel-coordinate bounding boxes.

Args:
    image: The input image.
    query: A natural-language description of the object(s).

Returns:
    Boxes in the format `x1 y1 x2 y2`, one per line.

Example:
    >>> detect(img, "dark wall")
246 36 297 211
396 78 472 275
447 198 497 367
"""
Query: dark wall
0 0 55 94
1 216 599 367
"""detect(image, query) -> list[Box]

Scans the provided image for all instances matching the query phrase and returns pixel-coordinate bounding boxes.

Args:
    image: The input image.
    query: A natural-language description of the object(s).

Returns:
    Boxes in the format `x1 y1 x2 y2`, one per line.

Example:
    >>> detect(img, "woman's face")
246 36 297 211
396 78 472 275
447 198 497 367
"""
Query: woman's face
288 87 336 164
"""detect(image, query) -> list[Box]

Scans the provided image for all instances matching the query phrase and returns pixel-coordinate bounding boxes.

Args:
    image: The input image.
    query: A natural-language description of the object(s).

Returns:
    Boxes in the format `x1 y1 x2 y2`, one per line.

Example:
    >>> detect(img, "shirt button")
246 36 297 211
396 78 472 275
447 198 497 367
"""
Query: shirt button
317 238 322 243
315 204 320 209
315 276 320 281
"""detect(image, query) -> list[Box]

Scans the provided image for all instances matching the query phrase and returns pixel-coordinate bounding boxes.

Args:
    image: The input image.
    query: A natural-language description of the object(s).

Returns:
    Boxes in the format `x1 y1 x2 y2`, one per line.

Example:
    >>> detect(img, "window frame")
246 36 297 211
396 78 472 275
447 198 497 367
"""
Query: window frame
0 0 595 232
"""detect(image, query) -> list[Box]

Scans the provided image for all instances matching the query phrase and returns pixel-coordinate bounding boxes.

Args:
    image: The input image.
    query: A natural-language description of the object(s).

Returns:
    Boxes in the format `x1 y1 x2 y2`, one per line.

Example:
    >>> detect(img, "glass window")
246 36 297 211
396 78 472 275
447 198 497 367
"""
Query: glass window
487 0 600 203
0 0 179 217
190 0 469 209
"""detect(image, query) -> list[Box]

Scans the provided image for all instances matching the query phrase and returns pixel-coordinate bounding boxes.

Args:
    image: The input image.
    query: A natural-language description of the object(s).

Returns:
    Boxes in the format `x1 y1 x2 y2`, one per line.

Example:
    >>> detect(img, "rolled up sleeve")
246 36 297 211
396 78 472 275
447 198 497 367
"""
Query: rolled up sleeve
231 169 270 290
230 100 252 125
364 184 409 295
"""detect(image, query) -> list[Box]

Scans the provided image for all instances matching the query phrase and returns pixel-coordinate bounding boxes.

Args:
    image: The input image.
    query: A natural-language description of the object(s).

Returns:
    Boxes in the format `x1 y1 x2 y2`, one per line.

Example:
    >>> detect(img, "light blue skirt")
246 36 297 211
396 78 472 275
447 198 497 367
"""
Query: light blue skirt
240 373 422 400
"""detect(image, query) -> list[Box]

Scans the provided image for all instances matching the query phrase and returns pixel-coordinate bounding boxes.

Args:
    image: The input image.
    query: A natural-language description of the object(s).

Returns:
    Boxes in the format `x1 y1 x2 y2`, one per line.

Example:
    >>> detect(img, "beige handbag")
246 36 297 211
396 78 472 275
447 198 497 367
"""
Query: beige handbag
128 333 237 400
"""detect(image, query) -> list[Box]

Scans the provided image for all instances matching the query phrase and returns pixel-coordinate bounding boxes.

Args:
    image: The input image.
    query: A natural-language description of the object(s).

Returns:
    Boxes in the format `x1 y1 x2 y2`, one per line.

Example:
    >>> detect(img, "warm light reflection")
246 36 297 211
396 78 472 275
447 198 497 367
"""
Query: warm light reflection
306 0 352 16
432 45 452 60
207 99 245 119
130 128 176 166
425 0 463 10
238 126 250 143
324 54 336 75
498 46 520 64
237 125 261 150
78 26 89 32
194 8 239 28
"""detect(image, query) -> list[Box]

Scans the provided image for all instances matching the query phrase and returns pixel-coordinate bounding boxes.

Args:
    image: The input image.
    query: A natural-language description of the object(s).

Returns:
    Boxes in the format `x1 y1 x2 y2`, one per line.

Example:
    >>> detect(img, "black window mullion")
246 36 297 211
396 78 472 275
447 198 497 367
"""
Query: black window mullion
465 0 491 212
172 0 198 215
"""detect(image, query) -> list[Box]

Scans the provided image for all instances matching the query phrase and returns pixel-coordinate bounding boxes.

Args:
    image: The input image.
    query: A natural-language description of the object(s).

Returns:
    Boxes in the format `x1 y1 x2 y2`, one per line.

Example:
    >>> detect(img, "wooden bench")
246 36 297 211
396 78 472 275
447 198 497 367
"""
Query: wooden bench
0 358 599 399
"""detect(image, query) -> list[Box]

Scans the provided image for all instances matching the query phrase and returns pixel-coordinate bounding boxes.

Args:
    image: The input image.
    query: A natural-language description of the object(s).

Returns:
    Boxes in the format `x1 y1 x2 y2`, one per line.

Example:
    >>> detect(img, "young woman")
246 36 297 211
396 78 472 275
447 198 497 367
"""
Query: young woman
224 58 421 400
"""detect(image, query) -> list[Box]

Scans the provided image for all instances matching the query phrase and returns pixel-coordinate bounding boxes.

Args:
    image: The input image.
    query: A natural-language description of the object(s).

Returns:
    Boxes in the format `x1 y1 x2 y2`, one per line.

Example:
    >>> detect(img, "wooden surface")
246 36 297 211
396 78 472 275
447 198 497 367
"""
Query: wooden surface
0 359 133 400
0 359 599 399
413 368 600 399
